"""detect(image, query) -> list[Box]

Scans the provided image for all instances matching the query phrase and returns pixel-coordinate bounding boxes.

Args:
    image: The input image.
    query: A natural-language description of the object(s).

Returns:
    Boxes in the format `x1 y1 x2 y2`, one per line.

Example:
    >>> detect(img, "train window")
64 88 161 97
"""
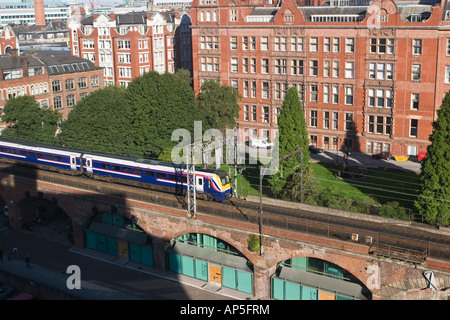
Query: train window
29 152 36 157
45 154 52 160
54 156 61 161
198 178 203 186
37 153 43 158
71 158 76 164
101 163 109 169
111 165 121 171
145 171 154 177
5 148 10 153
21 150 27 156
156 172 166 179
134 169 142 175
123 167 132 173
168 174 176 181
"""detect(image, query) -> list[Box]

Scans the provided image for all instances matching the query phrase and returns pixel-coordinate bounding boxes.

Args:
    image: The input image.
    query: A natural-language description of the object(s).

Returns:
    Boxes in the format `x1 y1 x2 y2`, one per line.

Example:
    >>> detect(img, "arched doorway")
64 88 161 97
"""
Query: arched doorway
167 233 253 295
84 211 153 267
271 257 372 300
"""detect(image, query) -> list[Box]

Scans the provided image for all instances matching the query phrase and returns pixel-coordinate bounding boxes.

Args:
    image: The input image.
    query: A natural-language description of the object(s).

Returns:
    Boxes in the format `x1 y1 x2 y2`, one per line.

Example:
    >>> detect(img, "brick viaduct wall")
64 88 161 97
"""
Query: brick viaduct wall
1 171 449 300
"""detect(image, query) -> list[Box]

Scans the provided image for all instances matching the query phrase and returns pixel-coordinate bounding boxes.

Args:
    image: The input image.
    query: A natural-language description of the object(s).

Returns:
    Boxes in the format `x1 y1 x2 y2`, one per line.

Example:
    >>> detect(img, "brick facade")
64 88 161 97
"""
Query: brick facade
68 10 192 87
190 0 450 156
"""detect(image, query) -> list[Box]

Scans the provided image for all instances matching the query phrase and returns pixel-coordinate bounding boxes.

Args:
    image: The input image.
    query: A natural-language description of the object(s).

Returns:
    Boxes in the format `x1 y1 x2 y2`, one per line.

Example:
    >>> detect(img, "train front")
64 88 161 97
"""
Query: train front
215 170 233 201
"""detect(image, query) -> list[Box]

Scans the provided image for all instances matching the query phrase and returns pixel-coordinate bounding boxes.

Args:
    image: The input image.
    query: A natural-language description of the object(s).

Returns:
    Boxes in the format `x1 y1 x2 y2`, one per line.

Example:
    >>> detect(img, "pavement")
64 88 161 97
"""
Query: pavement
309 150 421 174
0 217 249 301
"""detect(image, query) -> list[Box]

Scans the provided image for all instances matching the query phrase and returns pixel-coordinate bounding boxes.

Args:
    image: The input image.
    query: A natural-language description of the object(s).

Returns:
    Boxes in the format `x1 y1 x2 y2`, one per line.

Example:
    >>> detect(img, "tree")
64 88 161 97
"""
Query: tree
2 95 60 144
196 80 241 133
58 85 135 155
414 92 450 226
125 71 200 159
268 86 311 200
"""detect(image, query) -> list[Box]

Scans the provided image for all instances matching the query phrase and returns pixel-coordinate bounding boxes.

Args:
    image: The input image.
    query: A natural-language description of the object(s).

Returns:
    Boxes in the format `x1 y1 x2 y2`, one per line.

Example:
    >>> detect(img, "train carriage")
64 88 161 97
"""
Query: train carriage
0 138 232 202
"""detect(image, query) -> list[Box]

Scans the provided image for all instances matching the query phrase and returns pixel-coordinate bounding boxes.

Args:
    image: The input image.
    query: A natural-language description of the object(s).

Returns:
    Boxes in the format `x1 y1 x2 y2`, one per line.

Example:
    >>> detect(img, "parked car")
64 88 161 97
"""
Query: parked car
308 145 324 153
418 151 427 161
372 151 392 160
248 138 273 149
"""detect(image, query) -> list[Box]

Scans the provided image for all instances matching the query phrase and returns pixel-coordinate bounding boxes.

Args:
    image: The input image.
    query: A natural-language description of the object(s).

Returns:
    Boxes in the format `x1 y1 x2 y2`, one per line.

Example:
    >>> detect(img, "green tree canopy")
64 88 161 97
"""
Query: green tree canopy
58 85 135 155
414 92 450 226
2 95 60 144
125 71 200 159
196 80 241 133
268 86 311 200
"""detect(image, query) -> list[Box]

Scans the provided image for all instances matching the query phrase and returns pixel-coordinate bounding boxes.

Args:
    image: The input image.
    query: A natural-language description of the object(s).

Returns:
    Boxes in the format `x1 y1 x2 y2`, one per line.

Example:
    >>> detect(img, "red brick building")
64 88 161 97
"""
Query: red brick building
0 53 104 124
68 10 192 87
0 25 18 55
190 0 450 156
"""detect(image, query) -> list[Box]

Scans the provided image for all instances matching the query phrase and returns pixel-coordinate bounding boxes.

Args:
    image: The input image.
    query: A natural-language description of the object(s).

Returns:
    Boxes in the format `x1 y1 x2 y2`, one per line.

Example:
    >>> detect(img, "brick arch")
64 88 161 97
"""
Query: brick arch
168 228 258 266
265 248 373 293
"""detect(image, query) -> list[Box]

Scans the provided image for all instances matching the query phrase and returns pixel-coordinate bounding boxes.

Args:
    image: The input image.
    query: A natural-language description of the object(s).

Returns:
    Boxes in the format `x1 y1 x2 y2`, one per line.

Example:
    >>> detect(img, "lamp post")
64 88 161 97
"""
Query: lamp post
259 147 304 255
334 136 339 165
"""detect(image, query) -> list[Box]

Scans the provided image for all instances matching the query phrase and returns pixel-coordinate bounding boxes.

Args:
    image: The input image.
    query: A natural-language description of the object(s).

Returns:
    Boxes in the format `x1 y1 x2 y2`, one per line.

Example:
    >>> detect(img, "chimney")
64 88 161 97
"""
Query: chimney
34 0 46 26
21 57 29 77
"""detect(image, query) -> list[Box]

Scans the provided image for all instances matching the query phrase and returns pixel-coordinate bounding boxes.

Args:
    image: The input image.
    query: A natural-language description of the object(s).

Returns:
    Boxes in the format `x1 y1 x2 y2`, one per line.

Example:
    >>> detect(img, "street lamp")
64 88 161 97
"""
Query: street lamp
259 147 304 255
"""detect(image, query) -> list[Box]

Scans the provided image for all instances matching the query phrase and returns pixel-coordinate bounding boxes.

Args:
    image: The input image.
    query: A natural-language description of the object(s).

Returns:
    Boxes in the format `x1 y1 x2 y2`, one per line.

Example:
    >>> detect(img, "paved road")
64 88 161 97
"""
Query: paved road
0 224 241 300
310 150 421 174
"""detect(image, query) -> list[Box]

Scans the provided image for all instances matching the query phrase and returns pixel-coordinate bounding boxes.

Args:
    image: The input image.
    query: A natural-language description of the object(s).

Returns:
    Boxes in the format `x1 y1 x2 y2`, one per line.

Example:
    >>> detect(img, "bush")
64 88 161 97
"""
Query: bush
248 234 260 252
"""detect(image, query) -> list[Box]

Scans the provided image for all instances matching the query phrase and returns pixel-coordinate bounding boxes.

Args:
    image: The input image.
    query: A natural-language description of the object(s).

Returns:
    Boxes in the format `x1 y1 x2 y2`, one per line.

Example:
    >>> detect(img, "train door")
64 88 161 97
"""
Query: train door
196 176 204 193
70 154 77 171
85 157 93 173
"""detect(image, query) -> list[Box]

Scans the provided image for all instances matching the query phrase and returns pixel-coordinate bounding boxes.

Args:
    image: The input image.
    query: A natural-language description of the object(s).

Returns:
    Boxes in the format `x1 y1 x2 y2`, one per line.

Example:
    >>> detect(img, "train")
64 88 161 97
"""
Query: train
0 138 233 201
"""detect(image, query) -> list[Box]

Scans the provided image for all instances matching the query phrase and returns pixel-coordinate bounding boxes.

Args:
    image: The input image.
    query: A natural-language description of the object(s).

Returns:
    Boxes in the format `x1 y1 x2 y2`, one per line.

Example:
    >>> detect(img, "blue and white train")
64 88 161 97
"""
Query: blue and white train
0 139 233 201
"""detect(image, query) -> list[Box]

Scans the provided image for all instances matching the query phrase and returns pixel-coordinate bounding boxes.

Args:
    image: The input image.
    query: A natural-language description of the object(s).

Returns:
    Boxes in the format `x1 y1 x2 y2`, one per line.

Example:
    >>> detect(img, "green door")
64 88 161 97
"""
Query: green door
141 246 153 267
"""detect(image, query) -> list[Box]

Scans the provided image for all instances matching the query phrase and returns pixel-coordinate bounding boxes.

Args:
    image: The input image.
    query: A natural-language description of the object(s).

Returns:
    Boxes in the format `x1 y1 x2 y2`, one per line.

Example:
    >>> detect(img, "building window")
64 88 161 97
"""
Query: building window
370 38 394 54
411 93 419 110
78 77 87 88
345 61 354 79
65 79 74 91
91 76 99 87
410 119 418 137
345 113 353 130
231 58 238 72
369 62 393 80
251 105 257 121
262 58 269 74
275 59 287 74
324 111 330 129
323 85 330 104
345 87 354 105
332 86 339 104
412 39 422 55
332 112 339 130
447 39 450 56
324 37 330 53
251 81 257 98
261 37 268 51
251 58 256 73
117 39 130 49
52 80 61 92
242 36 248 50
446 66 450 83
250 37 256 50
66 94 75 108
262 106 269 123
368 115 392 135
291 59 303 75
310 85 318 103
244 105 249 121
243 81 249 97
323 60 330 77
230 36 238 50
310 110 318 127
243 58 249 73
332 61 339 78
345 38 354 53
262 82 269 99
53 96 62 109
291 37 303 52
333 38 340 53
411 64 421 82
310 37 318 52
310 60 318 76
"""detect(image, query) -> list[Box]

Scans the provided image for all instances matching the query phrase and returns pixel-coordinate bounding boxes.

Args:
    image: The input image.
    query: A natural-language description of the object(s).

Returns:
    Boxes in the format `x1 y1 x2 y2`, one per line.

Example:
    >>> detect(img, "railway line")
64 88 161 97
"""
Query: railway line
1 161 449 265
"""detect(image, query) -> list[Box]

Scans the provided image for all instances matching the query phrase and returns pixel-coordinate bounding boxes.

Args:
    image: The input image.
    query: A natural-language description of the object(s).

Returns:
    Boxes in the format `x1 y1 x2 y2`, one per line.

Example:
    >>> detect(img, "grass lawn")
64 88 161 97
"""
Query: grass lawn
222 161 420 210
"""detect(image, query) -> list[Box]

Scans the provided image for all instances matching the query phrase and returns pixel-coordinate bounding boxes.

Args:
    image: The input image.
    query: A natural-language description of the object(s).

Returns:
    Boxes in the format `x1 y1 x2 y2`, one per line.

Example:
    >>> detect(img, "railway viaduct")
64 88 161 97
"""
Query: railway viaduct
1 164 449 300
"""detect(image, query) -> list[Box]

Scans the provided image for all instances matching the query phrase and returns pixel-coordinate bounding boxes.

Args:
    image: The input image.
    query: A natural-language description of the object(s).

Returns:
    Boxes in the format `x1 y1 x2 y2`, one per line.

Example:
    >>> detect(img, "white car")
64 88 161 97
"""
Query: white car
248 138 273 149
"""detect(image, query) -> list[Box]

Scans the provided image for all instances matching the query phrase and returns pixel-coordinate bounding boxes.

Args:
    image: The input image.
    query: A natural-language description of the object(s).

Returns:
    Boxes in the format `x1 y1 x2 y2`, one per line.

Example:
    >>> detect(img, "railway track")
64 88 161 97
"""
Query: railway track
2 161 449 264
